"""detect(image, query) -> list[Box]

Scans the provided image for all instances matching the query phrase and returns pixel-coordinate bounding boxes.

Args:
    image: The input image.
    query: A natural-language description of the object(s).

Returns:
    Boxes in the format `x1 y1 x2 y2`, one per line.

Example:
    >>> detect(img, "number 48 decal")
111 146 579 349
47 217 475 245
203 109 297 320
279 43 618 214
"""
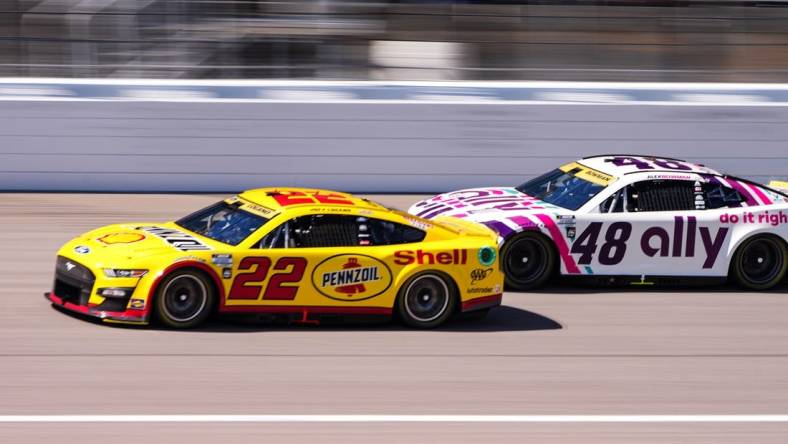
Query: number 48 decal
570 222 632 266
228 257 307 300
606 156 692 171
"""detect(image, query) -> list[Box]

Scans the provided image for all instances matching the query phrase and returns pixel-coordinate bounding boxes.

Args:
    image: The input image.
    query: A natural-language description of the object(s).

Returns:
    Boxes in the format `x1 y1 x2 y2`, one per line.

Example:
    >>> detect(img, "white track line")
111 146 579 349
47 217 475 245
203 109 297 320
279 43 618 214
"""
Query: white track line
3 97 788 106
1 415 788 423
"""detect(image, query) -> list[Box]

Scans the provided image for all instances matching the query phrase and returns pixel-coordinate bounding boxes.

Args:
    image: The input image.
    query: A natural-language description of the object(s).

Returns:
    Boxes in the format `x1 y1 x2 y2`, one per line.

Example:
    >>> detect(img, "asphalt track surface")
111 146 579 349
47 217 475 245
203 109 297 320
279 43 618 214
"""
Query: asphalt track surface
2 193 788 443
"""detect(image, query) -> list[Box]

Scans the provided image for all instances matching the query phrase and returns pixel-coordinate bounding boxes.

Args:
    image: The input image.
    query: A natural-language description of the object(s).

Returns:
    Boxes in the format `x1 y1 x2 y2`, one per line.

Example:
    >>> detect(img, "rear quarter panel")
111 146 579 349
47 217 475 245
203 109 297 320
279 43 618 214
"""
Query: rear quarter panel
717 203 788 274
391 238 504 305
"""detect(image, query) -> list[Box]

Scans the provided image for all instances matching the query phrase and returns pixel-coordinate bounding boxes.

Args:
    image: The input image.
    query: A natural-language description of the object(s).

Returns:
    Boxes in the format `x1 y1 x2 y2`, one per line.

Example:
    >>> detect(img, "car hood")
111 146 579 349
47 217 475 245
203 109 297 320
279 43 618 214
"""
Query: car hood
58 222 219 266
409 187 563 220
408 187 572 237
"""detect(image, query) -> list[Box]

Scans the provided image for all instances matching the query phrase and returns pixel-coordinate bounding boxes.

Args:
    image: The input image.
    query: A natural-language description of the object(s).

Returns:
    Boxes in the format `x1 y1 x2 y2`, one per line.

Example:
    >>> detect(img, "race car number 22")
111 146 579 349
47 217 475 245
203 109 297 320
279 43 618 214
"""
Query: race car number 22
228 257 307 300
272 190 353 207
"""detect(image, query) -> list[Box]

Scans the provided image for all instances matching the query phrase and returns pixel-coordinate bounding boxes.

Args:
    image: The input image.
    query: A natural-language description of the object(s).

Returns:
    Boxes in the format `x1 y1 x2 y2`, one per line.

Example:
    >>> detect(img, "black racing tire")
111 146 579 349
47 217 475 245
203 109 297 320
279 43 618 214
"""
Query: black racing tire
501 232 557 291
154 269 215 329
730 235 788 290
396 272 456 329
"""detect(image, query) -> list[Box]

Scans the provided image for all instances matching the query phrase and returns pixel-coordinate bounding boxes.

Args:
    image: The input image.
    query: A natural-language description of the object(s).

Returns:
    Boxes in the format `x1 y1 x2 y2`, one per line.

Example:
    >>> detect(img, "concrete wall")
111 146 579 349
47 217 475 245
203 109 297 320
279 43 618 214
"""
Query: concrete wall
1 80 787 193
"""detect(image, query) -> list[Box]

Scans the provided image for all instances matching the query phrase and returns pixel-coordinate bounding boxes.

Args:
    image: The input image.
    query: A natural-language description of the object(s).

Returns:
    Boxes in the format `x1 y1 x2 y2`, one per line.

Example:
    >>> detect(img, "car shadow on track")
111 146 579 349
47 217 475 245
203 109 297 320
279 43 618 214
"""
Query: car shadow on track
51 304 561 333
440 306 562 332
197 305 562 333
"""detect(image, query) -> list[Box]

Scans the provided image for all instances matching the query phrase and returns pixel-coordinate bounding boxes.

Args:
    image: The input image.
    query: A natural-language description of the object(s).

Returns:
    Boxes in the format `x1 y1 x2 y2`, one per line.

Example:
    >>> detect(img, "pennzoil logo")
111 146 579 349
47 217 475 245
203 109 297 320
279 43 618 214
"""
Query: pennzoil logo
312 254 392 301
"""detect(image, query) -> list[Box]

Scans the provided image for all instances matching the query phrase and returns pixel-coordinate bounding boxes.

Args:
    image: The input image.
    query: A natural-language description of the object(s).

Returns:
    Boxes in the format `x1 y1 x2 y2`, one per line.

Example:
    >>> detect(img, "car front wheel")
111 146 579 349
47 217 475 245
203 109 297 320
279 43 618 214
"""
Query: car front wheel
155 270 215 328
501 232 556 291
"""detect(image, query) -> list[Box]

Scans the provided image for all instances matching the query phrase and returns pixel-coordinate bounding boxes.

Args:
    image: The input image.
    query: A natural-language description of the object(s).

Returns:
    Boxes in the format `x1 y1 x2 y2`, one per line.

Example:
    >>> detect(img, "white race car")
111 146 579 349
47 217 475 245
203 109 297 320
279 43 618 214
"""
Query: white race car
409 155 788 290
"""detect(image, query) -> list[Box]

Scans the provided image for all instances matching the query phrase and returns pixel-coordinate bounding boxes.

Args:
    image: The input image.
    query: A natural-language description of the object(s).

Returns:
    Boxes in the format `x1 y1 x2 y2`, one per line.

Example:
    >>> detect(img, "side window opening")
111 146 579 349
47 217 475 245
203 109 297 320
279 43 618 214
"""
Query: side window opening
256 215 357 248
359 217 426 245
598 179 746 213
627 180 697 212
704 182 745 209
294 215 358 248
257 215 425 248
258 221 289 249
599 188 625 213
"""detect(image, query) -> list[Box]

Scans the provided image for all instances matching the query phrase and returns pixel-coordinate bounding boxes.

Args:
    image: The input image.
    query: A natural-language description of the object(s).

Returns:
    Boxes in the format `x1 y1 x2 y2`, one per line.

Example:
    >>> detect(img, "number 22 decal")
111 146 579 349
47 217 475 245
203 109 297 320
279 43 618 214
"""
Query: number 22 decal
272 190 354 207
228 257 307 300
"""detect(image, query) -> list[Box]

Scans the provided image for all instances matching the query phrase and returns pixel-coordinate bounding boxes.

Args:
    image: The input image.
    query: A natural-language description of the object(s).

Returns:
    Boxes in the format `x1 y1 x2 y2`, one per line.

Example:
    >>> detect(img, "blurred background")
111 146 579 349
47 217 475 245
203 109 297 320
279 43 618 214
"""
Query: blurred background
2 1 788 193
3 0 788 82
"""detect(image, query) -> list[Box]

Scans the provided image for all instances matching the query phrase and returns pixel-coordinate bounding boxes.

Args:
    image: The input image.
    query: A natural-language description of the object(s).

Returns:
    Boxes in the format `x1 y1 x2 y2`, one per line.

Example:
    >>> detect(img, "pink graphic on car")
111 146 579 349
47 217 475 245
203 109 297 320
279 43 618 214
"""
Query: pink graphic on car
411 188 553 220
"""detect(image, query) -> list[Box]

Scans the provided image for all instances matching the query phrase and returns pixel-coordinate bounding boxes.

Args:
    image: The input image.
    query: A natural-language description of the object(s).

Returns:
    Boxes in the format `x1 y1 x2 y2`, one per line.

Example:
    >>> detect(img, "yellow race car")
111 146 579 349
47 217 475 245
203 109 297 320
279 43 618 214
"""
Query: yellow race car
47 188 503 329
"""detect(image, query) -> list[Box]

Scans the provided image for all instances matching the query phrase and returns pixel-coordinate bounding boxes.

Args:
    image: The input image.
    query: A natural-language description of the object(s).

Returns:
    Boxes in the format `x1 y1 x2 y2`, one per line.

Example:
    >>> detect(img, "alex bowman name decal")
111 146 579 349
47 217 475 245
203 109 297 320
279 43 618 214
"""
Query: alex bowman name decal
138 226 211 251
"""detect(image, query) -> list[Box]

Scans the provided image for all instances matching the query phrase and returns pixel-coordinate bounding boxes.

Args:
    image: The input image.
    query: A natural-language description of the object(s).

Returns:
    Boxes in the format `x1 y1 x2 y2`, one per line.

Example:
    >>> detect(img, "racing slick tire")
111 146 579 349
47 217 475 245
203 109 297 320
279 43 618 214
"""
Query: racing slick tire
397 272 456 329
730 235 788 290
154 269 215 329
501 232 557 291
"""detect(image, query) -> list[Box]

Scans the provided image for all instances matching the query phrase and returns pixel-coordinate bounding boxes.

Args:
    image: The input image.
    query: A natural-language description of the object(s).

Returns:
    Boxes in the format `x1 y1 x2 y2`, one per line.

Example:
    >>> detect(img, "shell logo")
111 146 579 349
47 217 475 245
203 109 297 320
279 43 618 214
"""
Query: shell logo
97 232 146 245
312 254 393 301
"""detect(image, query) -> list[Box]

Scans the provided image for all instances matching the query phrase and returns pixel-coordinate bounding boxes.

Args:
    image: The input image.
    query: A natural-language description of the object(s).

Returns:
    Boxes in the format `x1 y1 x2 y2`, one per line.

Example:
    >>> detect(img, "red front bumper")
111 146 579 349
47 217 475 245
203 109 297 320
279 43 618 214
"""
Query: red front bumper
45 292 148 324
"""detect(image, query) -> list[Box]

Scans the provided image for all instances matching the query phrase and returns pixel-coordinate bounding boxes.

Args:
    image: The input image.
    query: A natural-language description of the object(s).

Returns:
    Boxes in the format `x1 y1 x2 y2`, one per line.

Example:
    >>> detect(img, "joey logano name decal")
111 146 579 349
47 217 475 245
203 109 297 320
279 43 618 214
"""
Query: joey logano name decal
312 254 393 301
137 226 211 251
570 216 727 269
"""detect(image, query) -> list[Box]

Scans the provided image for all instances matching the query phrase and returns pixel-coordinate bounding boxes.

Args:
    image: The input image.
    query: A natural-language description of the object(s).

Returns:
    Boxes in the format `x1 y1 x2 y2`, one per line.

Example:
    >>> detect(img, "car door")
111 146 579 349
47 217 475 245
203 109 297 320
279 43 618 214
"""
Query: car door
570 177 732 278
223 213 424 310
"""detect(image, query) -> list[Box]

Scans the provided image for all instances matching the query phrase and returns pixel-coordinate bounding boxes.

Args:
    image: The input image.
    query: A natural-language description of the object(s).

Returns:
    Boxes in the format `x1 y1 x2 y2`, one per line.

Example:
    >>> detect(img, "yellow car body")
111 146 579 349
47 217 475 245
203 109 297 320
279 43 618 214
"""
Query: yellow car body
47 188 503 328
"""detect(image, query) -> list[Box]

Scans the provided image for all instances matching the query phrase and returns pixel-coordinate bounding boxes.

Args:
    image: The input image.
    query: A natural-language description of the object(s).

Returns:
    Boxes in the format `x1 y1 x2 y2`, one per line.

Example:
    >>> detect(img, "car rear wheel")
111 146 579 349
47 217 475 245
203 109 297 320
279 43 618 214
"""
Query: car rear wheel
155 270 215 328
731 235 788 290
397 272 456 329
501 232 556 291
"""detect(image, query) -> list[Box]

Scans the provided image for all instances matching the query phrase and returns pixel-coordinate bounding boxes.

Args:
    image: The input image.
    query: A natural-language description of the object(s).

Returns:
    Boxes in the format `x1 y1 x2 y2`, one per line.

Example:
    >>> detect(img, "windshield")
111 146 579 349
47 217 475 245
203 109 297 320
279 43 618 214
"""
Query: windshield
176 201 270 246
516 168 607 210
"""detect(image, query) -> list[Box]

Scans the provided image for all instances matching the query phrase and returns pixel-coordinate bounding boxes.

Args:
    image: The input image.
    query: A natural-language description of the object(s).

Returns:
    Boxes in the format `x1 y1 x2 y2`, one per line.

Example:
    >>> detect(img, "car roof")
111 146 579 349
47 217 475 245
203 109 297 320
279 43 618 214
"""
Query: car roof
236 187 388 214
576 154 722 178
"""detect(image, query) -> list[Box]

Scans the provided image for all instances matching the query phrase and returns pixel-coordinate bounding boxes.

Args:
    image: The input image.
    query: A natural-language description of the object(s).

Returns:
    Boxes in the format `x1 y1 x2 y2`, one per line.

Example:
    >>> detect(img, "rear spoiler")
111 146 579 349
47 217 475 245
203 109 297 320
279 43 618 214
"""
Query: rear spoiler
432 215 500 240
768 180 788 194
